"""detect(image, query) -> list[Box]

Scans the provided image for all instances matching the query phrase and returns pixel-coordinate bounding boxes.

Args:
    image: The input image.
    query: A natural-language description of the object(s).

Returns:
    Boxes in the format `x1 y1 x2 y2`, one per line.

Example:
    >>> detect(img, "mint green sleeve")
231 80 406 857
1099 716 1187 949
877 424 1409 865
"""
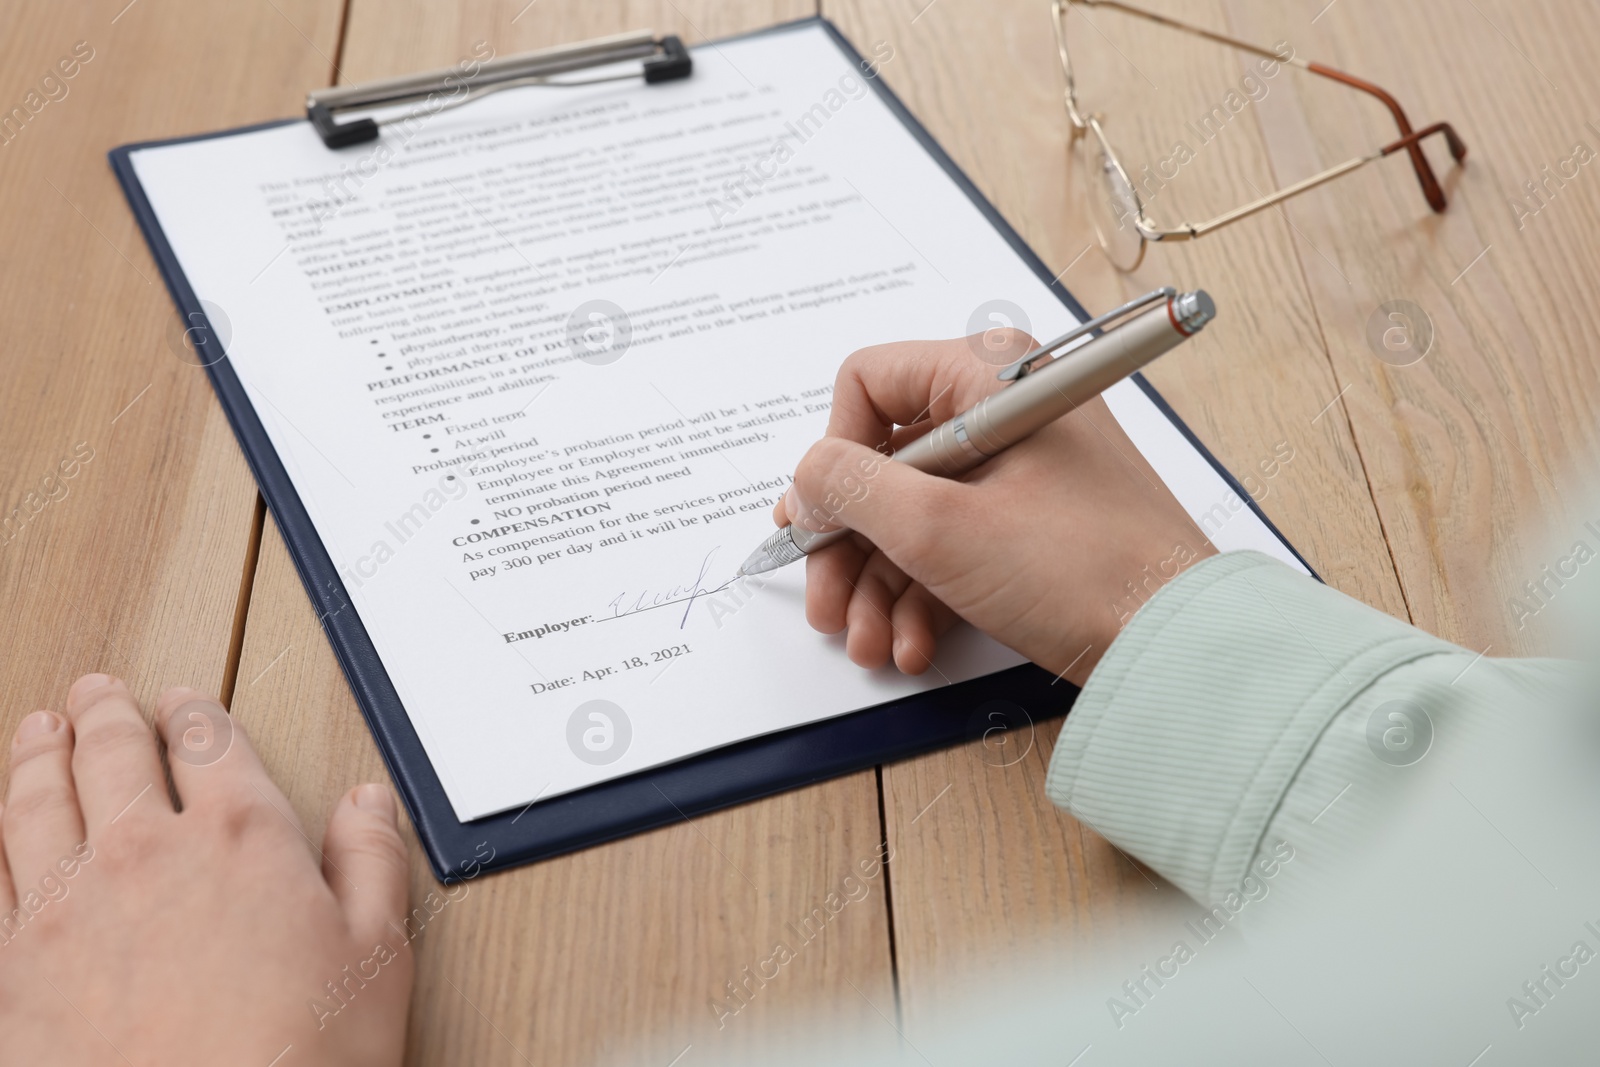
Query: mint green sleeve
1044 550 1574 905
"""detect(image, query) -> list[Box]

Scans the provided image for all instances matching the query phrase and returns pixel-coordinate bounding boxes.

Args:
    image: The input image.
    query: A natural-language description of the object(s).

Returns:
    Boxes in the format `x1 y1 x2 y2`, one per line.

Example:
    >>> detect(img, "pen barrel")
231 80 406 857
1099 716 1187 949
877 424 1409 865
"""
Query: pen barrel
892 300 1193 477
890 418 986 478
964 302 1190 457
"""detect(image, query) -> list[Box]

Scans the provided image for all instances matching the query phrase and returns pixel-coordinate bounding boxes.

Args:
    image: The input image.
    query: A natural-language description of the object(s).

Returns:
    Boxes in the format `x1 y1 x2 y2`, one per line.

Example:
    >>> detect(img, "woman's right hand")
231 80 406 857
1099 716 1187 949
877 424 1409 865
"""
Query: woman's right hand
777 330 1215 687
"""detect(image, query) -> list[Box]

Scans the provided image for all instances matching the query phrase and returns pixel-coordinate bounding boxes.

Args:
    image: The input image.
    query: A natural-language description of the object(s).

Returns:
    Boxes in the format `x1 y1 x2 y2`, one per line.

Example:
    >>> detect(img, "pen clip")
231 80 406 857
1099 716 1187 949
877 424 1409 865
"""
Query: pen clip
996 286 1177 381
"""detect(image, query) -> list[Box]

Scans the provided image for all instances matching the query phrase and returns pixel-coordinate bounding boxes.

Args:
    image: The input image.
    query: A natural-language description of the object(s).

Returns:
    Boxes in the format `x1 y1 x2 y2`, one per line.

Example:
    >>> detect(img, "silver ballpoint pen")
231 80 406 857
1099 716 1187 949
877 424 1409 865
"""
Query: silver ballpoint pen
736 287 1216 577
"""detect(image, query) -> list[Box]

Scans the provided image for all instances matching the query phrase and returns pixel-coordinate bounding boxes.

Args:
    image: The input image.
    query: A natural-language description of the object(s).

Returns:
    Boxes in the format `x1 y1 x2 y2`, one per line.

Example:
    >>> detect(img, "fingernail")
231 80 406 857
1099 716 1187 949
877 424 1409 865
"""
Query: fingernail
15 710 62 744
353 783 397 821
784 487 831 532
78 673 112 690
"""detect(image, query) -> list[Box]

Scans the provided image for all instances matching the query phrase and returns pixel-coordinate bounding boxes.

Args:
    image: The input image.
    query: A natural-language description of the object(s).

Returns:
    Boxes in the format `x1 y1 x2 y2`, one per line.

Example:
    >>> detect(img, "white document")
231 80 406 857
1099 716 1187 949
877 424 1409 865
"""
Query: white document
130 23 1304 820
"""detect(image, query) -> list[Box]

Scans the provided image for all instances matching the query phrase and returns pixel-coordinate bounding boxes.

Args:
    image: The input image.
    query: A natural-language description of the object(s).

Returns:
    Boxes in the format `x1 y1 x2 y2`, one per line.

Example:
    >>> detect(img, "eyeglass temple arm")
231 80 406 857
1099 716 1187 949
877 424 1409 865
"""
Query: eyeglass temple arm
1069 0 1469 213
1073 0 1289 64
1056 0 1292 127
1304 63 1466 212
1141 123 1466 241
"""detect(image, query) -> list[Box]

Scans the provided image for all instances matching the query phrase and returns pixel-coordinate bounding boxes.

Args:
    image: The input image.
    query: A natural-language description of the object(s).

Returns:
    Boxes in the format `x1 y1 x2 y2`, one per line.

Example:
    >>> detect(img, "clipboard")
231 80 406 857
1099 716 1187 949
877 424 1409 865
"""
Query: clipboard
111 16 1312 881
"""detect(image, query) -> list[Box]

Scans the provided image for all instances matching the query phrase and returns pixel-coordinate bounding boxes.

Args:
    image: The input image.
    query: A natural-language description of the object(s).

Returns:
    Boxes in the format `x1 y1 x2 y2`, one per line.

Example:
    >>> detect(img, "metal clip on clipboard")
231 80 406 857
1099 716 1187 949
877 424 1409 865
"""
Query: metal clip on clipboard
305 30 693 149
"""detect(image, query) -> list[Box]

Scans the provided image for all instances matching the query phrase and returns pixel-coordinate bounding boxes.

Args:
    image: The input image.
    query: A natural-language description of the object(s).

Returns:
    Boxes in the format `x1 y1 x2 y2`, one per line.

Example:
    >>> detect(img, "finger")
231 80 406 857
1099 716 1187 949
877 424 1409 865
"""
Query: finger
322 784 410 944
826 333 1031 447
770 425 926 528
804 533 871 634
154 687 283 818
0 804 17 918
887 420 934 453
889 583 960 675
786 436 972 581
842 551 914 669
63 674 172 832
4 710 85 889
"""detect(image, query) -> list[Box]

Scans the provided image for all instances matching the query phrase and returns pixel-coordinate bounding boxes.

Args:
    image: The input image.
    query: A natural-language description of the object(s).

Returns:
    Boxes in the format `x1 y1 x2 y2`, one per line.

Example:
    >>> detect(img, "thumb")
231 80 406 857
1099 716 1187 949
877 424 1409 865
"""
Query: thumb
786 436 970 577
322 783 411 944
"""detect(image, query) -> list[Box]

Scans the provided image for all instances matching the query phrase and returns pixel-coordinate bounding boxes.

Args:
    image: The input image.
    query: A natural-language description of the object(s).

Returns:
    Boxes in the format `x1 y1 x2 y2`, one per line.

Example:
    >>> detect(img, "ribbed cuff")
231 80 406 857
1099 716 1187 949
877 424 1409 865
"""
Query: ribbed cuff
1046 551 1456 904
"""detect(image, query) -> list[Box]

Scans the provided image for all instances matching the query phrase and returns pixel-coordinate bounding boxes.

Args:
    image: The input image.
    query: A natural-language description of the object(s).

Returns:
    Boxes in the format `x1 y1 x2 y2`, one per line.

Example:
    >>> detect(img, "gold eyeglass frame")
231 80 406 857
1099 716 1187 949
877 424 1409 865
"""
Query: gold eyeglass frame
1054 0 1468 271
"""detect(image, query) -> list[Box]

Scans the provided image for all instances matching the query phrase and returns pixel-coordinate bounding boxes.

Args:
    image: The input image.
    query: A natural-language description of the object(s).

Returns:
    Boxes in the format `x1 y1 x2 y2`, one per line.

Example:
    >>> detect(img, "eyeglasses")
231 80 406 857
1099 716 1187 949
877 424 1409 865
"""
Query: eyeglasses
1054 0 1467 271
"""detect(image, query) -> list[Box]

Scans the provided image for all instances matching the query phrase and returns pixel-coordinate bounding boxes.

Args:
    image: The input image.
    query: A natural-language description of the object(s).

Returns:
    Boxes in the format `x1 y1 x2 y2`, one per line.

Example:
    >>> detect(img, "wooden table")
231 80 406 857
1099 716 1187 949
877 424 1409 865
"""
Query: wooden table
3 0 1596 1062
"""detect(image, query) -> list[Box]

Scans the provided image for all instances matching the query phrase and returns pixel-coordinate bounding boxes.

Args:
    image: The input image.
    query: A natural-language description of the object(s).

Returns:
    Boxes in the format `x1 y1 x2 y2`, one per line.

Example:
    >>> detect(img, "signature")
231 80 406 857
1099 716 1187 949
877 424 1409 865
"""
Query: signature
605 547 727 629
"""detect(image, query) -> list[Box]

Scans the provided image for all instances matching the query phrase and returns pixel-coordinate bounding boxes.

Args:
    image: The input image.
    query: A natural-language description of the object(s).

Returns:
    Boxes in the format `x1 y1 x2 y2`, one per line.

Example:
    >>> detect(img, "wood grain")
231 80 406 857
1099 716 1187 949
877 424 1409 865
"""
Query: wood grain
822 0 1415 1035
14 0 1598 1059
1220 0 1600 653
0 1 342 762
337 0 819 84
224 4 905 1066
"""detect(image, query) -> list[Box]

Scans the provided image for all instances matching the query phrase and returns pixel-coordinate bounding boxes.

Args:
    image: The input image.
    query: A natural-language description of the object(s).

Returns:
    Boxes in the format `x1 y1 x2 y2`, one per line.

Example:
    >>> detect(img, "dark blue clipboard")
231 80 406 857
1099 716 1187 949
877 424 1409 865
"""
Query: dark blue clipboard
111 16 1312 881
